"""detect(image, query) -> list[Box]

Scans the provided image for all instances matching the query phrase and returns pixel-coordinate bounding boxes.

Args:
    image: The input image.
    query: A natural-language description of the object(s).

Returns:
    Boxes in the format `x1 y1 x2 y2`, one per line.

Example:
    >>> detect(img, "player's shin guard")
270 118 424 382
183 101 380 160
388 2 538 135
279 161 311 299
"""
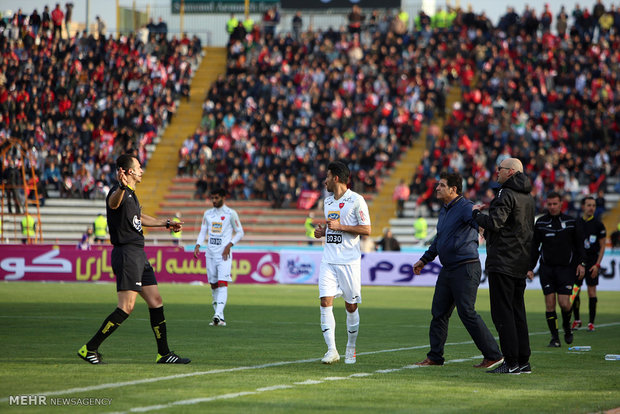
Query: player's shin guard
87 307 128 350
572 294 580 321
546 311 559 338
320 306 336 350
346 309 359 348
215 286 228 320
589 297 597 324
149 306 170 356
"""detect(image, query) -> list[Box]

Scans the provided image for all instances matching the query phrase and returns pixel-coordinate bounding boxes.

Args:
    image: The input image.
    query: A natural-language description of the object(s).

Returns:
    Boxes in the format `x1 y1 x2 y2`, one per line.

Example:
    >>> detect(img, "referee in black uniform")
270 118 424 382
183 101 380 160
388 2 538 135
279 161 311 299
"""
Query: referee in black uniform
528 191 586 348
573 196 606 332
78 154 190 364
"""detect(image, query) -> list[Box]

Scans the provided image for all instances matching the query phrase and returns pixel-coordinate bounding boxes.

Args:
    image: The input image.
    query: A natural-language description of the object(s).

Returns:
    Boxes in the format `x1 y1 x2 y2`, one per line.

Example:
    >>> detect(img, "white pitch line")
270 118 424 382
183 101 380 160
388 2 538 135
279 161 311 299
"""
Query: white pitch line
2 322 619 404
112 356 482 413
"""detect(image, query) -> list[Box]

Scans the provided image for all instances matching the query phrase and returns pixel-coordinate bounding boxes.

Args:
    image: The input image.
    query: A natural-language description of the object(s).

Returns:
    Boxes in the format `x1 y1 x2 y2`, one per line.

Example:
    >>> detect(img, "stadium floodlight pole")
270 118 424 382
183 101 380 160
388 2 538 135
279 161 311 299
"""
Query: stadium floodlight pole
116 0 120 37
86 0 91 34
180 0 184 35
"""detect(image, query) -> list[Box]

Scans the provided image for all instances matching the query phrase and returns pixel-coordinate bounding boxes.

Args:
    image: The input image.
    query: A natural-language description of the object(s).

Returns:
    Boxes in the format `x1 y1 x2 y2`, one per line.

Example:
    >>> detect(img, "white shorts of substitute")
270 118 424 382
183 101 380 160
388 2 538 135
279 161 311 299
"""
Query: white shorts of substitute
206 255 233 284
318 261 362 304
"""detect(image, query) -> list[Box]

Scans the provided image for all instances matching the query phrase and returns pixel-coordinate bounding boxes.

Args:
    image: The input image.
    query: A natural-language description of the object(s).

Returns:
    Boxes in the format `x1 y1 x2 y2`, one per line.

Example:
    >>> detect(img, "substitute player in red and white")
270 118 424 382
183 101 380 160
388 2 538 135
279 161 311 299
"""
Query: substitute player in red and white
194 187 244 327
314 161 371 364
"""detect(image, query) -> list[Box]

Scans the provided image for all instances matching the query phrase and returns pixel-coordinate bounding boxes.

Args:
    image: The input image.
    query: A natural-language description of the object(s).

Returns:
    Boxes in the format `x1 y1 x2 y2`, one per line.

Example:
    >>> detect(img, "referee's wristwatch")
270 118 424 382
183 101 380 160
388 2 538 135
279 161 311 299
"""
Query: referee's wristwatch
580 262 586 267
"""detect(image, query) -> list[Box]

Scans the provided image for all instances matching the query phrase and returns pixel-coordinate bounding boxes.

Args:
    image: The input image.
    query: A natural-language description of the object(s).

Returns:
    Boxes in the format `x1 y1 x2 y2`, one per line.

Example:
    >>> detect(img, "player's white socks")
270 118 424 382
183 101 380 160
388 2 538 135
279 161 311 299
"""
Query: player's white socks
320 306 337 350
211 288 219 313
346 308 359 348
215 286 228 320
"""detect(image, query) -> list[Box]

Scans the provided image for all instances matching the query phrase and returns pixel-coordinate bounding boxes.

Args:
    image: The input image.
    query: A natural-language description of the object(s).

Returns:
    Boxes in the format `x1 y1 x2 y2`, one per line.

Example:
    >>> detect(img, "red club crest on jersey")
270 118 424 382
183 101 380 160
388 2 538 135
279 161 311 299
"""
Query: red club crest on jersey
339 203 345 209
221 216 225 220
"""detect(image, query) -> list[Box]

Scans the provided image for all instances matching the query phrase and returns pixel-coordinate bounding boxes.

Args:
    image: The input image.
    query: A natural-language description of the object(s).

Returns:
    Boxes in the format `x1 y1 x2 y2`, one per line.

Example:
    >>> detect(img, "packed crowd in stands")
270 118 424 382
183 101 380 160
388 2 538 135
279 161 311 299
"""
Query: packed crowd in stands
182 9 460 206
1 3 619 216
180 3 618 212
413 1 620 216
0 6 201 202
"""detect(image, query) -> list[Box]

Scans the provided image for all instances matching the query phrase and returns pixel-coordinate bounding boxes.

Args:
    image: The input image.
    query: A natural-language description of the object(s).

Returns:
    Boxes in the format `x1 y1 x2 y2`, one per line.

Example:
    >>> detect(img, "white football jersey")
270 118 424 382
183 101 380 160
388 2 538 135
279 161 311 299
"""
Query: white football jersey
196 205 244 257
322 189 371 264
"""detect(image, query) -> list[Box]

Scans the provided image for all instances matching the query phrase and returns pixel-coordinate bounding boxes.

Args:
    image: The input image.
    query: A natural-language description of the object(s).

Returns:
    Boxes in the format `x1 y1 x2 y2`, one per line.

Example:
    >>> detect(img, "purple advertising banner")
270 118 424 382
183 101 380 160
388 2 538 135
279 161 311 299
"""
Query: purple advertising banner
0 245 279 284
279 249 620 291
279 250 440 287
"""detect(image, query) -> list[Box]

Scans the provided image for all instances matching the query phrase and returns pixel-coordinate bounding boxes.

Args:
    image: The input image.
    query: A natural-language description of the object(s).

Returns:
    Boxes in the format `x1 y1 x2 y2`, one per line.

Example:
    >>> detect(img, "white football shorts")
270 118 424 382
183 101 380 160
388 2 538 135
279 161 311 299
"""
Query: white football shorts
205 255 233 284
318 260 362 304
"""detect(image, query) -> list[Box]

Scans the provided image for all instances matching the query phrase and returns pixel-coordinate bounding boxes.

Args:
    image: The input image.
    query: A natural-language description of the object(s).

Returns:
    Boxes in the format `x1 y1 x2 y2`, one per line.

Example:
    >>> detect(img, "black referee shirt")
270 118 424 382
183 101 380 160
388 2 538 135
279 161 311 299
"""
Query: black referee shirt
106 185 144 247
576 216 606 267
531 213 585 268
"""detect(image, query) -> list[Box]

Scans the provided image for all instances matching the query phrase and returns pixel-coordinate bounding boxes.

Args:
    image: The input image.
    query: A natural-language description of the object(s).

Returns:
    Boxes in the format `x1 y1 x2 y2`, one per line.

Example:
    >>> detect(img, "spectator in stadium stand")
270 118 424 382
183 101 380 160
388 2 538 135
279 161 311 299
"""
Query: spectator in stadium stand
41 5 51 35
393 179 410 218
594 189 606 220
65 3 73 38
29 9 41 37
193 187 244 327
413 172 503 369
347 5 365 35
376 228 400 252
313 161 371 365
473 158 535 374
78 154 190 365
572 196 606 332
291 11 303 42
78 226 94 250
528 191 586 348
51 3 64 39
94 15 106 39
262 6 280 38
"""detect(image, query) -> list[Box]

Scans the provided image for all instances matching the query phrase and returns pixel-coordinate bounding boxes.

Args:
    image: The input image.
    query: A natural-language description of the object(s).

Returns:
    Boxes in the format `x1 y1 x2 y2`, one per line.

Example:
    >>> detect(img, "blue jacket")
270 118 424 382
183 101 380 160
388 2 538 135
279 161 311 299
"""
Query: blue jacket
421 195 479 269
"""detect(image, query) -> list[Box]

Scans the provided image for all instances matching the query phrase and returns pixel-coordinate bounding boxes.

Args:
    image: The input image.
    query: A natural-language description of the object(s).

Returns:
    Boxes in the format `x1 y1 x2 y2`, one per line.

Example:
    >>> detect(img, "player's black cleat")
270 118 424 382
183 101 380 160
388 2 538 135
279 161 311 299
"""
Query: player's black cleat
564 331 574 344
548 338 561 348
78 345 104 364
156 351 191 364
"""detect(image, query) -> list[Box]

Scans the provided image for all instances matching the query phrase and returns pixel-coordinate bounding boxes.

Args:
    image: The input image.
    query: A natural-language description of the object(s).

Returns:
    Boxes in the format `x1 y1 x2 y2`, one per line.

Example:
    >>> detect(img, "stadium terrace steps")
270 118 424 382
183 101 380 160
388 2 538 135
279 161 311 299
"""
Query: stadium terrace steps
153 176 326 245
138 47 228 218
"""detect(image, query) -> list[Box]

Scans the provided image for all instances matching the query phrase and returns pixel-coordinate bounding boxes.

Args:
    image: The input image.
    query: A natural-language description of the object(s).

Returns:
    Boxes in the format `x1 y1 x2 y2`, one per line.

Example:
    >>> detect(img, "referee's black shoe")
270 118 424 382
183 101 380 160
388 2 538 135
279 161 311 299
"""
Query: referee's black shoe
156 351 191 364
78 345 104 364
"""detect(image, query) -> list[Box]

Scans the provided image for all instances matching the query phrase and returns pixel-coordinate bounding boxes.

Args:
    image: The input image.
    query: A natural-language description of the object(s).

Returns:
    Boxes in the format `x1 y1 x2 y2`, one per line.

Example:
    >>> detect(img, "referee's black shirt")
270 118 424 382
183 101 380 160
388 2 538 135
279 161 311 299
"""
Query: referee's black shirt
530 213 585 268
106 185 144 247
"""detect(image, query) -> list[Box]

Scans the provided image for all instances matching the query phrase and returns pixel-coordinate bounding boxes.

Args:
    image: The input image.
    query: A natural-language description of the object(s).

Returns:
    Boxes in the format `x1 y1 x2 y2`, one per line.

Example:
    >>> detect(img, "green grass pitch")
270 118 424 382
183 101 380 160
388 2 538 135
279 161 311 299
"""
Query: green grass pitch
1 282 619 413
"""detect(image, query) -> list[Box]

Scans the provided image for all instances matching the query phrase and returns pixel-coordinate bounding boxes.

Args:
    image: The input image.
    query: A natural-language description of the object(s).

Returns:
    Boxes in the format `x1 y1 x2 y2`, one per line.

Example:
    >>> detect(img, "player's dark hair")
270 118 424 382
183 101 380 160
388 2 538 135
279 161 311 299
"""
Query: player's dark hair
581 196 595 205
211 187 227 197
440 172 462 194
116 154 136 171
327 161 350 184
547 191 562 201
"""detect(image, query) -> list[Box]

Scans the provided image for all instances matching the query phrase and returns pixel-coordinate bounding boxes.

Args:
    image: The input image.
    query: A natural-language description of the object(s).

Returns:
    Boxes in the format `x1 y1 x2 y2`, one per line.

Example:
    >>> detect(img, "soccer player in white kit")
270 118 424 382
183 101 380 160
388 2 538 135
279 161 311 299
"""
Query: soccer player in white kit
194 188 244 327
314 161 371 364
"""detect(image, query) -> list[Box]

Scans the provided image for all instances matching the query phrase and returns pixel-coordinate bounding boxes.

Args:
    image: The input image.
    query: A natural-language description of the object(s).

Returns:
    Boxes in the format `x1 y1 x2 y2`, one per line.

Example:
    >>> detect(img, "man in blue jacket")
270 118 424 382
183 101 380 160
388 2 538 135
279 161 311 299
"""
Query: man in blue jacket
413 172 503 369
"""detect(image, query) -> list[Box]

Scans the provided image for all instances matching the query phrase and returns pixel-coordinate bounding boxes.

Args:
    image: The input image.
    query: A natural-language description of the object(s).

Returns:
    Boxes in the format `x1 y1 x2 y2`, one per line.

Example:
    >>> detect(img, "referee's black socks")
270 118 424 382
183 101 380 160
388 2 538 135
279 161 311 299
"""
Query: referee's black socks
546 311 558 339
149 306 170 356
572 295 581 321
561 308 572 333
87 307 129 350
589 297 597 324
